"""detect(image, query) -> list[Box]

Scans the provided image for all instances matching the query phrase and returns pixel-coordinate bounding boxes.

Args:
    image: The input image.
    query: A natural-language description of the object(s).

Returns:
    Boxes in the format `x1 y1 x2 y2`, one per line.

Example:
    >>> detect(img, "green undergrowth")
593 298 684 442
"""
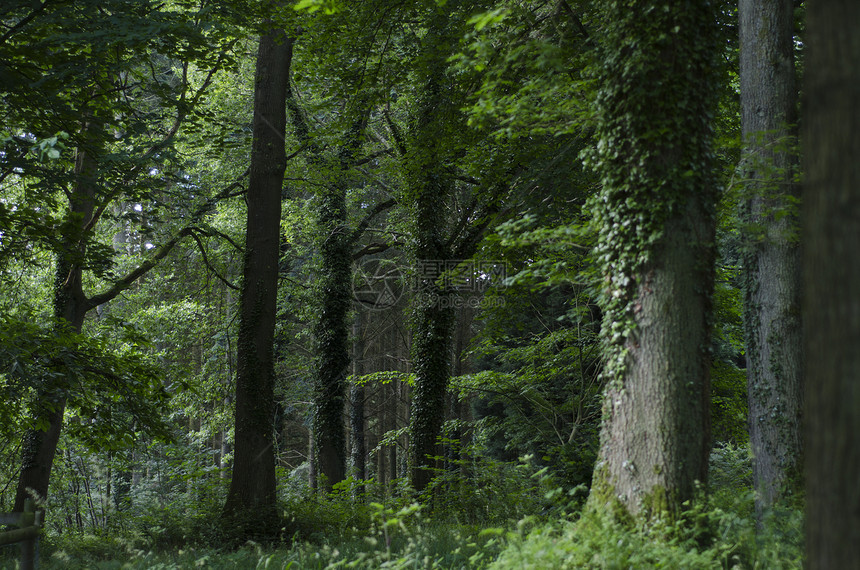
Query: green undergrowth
0 447 802 569
485 445 803 569
3 502 504 569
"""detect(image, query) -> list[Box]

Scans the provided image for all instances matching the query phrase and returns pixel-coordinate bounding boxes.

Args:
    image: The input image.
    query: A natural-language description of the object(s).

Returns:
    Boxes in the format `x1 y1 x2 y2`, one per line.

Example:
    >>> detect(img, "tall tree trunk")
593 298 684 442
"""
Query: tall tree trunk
312 175 350 490
586 0 720 522
14 124 99 512
350 313 367 493
405 10 460 494
803 1 860 565
409 291 455 491
739 0 803 520
312 108 367 491
222 27 293 534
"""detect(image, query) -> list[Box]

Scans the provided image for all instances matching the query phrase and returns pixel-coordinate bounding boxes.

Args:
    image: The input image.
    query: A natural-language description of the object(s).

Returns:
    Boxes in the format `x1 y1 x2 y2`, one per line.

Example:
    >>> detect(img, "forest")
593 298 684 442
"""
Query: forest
0 0 857 568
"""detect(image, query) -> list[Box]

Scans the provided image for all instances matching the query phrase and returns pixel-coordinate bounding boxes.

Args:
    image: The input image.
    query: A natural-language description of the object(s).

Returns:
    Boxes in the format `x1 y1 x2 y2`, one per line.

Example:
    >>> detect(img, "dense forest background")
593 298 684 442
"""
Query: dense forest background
1 0 857 568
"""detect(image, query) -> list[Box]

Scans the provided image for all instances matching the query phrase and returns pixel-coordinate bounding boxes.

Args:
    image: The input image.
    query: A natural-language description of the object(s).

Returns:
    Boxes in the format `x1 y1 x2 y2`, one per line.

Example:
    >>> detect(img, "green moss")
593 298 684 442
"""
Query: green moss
586 465 634 527
641 485 674 523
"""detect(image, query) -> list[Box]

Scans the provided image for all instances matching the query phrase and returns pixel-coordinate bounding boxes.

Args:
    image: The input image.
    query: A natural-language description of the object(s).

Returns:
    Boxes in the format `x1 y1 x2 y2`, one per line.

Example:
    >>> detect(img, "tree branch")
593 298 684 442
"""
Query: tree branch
86 227 194 308
352 147 393 167
83 42 238 236
349 198 397 244
0 0 52 44
189 230 240 290
384 109 407 157
352 241 393 261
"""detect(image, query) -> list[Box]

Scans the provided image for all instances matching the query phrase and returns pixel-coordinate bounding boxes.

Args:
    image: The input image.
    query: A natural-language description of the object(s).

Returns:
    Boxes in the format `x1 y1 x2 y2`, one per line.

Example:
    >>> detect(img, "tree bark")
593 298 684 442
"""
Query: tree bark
739 0 803 520
350 312 367 492
587 0 719 521
14 123 99 512
312 108 367 491
312 175 350 490
222 28 293 534
803 1 860 565
405 9 461 494
591 208 716 520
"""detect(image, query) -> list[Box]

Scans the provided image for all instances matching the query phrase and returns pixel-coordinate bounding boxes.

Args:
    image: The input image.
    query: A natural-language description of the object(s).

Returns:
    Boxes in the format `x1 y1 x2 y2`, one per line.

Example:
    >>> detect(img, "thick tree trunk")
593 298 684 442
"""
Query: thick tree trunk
739 0 803 520
803 2 860 566
591 209 715 519
14 128 98 512
587 0 719 521
405 9 461 494
222 28 292 534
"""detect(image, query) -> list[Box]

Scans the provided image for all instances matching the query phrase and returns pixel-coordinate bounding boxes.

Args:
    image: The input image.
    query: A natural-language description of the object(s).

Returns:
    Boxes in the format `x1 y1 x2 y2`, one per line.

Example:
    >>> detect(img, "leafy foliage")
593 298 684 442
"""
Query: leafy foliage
0 312 171 449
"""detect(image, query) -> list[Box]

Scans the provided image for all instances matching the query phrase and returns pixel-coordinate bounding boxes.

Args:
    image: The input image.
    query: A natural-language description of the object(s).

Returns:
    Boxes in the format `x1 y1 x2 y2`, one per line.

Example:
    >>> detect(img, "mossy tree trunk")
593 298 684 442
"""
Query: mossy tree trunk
222 27 293 532
406 41 458 493
285 50 372 491
586 0 720 522
803 1 860 565
311 108 369 492
312 174 352 491
738 0 803 520
404 5 502 493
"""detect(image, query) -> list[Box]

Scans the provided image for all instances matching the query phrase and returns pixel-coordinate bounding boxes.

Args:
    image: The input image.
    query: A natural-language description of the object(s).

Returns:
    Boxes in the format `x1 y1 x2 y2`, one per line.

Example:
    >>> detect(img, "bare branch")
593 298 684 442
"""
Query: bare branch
189 230 240 290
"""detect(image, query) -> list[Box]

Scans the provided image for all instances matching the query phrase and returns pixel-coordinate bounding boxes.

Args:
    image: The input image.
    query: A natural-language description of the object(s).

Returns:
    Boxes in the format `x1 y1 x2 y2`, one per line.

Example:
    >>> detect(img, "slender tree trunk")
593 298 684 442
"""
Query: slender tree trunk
14 124 98 512
409 295 455 491
587 0 720 521
350 313 367 492
312 174 350 490
739 0 803 520
803 1 860 565
312 108 367 491
222 27 293 534
308 429 317 491
387 379 398 484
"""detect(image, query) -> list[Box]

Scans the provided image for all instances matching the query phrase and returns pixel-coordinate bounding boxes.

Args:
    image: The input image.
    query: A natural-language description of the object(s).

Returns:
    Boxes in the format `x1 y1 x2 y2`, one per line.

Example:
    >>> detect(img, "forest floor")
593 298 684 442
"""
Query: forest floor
1 500 803 569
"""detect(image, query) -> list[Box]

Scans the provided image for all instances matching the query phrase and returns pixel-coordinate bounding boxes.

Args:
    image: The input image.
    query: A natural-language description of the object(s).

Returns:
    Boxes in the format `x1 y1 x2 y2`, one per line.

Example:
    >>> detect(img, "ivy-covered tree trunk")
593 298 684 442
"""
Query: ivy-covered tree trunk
222 28 292 533
405 12 461 492
803 1 860 564
311 104 370 490
739 0 803 520
14 126 99 512
284 52 369 490
312 176 351 490
587 0 720 521
409 285 456 492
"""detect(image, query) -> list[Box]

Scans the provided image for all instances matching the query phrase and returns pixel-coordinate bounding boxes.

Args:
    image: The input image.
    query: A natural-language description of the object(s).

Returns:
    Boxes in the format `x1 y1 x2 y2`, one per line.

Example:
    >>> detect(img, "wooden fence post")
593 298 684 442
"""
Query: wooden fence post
0 498 41 570
20 499 36 570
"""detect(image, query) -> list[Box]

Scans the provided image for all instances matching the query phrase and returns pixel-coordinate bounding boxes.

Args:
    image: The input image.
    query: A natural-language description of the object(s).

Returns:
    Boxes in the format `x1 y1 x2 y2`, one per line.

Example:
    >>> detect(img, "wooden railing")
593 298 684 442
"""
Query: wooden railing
0 499 42 570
